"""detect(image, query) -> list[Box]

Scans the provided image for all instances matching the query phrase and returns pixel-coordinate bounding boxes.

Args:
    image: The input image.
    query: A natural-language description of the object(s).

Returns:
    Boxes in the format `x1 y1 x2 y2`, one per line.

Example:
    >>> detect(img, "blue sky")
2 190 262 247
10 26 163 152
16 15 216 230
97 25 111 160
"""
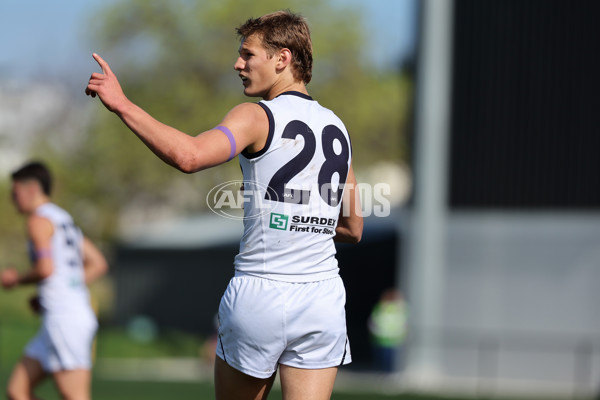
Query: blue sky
0 0 416 81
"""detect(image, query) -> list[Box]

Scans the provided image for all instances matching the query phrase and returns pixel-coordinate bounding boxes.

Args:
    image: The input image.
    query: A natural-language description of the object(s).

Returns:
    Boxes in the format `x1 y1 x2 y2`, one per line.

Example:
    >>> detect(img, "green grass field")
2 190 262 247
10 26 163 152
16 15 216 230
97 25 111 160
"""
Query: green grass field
0 322 556 400
1 369 555 400
0 373 524 400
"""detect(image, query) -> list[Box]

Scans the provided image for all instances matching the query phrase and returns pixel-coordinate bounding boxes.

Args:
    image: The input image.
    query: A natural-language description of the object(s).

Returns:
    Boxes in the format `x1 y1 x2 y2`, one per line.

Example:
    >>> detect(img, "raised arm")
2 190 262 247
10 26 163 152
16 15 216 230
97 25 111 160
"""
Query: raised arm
334 165 363 244
81 236 108 285
85 53 267 173
1 216 54 289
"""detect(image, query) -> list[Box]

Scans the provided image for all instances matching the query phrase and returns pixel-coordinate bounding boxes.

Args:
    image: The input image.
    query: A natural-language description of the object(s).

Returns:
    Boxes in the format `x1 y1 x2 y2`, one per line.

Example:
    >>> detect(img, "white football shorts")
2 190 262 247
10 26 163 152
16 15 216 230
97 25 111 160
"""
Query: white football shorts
25 314 98 373
216 273 351 379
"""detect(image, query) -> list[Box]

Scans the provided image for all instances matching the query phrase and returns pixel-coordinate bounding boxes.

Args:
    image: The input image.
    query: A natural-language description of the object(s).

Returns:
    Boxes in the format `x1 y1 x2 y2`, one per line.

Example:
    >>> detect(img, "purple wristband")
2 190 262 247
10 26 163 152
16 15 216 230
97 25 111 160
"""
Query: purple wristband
36 249 52 259
215 126 237 161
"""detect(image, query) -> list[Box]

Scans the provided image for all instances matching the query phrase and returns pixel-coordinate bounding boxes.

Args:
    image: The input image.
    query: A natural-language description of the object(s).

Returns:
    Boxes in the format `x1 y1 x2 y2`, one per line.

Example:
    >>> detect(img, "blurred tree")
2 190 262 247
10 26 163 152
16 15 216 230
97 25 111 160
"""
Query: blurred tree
21 0 410 241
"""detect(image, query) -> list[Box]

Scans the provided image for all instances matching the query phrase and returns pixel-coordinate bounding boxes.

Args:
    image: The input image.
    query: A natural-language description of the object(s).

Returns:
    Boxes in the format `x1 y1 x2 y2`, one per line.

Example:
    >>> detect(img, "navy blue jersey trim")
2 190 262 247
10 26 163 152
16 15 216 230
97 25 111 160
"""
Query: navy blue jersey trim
242 102 275 159
218 334 227 363
276 90 313 101
339 337 348 366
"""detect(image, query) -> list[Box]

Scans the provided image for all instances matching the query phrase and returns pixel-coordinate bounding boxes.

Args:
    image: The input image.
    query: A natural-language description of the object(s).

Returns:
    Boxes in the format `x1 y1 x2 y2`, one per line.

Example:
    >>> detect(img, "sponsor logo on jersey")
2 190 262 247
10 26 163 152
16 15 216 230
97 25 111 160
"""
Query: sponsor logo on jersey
290 216 336 226
267 212 336 235
269 213 289 230
279 215 336 235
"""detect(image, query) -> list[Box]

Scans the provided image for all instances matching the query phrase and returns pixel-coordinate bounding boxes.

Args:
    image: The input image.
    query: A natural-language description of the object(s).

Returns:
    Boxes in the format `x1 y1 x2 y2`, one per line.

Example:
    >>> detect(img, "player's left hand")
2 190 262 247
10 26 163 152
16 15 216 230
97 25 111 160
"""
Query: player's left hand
85 53 129 114
1 268 19 289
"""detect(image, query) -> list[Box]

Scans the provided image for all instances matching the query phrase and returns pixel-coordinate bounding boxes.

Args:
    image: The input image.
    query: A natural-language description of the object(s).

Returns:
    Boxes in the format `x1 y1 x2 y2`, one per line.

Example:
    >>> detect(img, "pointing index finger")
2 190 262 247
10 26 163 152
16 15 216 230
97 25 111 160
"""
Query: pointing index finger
92 53 112 75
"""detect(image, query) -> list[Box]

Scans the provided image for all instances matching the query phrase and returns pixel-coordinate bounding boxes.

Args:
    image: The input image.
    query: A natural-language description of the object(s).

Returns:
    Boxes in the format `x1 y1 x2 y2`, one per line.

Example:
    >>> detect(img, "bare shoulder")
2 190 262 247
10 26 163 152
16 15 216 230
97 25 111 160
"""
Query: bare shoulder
225 102 268 126
27 215 54 241
221 102 269 151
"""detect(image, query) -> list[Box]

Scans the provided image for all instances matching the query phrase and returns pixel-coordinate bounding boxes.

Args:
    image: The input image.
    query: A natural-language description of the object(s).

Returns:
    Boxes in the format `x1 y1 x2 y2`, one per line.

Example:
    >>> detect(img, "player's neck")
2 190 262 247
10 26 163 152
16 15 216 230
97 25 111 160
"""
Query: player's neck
264 80 308 100
27 196 50 215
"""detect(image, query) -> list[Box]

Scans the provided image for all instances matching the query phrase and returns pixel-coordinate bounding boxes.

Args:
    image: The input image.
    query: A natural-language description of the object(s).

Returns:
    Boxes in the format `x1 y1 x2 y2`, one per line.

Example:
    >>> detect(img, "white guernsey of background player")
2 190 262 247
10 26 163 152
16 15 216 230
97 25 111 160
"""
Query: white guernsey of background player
2 161 108 400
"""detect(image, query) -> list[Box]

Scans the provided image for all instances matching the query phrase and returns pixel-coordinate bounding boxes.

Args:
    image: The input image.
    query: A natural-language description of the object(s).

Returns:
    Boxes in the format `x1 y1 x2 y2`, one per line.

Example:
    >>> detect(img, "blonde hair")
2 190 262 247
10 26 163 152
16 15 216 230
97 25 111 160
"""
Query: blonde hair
236 10 313 84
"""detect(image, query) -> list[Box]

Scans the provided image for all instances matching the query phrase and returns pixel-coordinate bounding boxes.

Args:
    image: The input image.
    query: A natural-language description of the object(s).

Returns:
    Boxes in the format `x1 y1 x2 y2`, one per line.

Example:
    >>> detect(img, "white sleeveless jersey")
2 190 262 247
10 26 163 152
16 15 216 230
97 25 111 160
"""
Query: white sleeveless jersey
29 203 94 317
234 91 352 282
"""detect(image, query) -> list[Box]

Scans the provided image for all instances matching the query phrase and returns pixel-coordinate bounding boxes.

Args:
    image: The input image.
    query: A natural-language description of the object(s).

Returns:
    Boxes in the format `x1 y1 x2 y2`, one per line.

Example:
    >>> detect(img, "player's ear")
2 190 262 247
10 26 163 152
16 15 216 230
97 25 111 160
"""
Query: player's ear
277 48 293 69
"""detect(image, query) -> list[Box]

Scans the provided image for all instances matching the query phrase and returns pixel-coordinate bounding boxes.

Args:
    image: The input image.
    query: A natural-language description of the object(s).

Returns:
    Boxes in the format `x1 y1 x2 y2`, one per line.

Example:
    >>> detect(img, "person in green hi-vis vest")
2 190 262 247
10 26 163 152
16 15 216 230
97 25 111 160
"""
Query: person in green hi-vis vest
368 288 408 372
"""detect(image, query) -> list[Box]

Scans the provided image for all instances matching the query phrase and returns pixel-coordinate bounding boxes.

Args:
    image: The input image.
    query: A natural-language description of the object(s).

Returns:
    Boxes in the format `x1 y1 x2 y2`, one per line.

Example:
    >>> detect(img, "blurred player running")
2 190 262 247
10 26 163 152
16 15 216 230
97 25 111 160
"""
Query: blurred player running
2 161 108 400
86 10 362 400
